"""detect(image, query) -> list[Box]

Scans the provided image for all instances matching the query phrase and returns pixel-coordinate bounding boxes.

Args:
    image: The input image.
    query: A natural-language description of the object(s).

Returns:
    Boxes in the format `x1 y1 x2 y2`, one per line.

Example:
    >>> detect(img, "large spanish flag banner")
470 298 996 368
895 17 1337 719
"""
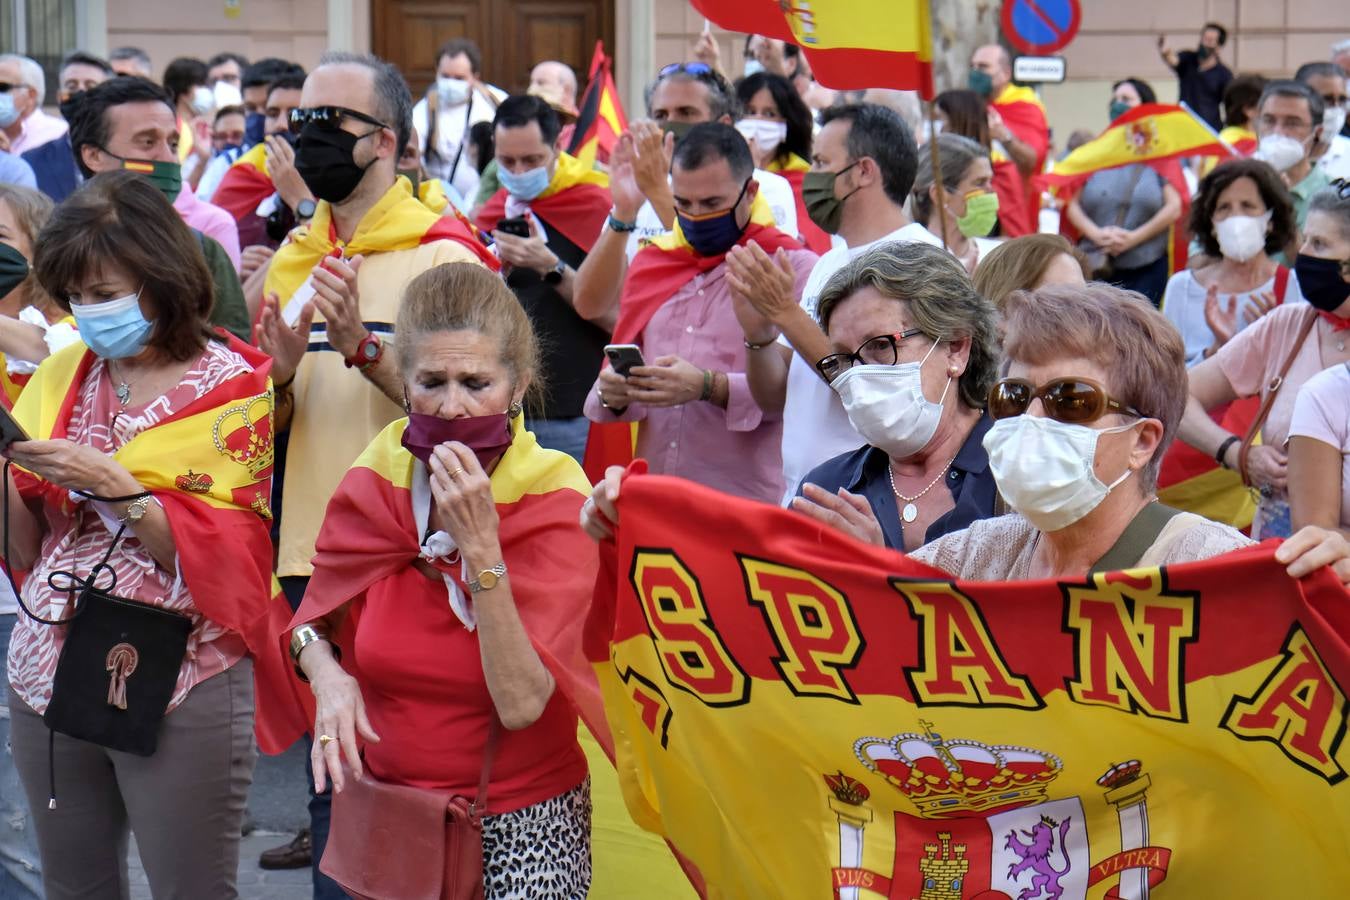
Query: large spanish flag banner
587 472 1350 899
689 0 934 97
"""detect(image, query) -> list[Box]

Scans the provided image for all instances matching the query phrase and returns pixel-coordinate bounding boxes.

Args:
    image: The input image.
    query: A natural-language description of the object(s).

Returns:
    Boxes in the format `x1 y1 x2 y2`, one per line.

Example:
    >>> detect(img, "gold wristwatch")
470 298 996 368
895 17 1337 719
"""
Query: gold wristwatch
120 495 152 525
468 562 507 593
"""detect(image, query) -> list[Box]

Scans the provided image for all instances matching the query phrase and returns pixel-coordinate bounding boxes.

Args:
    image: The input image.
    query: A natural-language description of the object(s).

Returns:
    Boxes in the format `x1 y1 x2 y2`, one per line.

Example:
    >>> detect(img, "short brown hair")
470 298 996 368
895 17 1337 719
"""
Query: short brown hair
34 171 215 361
816 241 1000 411
1001 283 1186 490
973 234 1090 310
1189 158 1295 259
396 263 544 408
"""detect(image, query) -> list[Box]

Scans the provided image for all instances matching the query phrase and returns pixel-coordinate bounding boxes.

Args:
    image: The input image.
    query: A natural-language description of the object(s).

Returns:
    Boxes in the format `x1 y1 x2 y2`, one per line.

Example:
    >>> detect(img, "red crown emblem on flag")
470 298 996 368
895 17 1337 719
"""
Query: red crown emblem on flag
212 393 274 478
854 721 1062 819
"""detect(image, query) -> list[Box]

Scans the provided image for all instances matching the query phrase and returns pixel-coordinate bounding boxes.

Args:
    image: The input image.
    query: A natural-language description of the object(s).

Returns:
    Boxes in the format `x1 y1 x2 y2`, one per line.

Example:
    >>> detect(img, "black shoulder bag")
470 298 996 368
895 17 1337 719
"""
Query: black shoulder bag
4 460 190 757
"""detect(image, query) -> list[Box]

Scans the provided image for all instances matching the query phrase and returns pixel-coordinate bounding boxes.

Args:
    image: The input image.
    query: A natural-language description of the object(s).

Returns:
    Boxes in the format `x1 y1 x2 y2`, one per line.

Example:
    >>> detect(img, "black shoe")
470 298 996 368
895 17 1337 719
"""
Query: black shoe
258 828 312 870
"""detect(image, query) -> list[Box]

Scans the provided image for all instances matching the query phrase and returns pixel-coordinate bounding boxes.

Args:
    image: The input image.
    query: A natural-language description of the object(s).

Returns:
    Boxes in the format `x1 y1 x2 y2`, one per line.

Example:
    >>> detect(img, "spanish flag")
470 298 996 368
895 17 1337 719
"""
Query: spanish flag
589 471 1350 898
990 85 1049 238
580 193 800 483
289 417 695 895
212 142 275 223
474 152 611 253
691 0 934 97
567 42 628 168
12 336 307 754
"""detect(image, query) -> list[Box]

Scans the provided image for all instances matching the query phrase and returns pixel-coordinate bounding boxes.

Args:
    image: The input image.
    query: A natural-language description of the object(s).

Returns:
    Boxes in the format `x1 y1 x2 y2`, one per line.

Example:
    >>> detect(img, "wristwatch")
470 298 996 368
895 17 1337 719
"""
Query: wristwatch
468 562 508 593
120 495 152 525
344 332 384 372
295 198 317 221
543 258 568 285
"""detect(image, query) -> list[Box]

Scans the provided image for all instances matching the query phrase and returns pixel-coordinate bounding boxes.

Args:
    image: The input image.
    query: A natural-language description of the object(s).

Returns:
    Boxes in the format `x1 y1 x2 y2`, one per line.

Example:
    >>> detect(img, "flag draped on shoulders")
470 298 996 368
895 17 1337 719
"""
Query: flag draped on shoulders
588 471 1350 899
11 336 306 753
567 42 628 167
691 0 934 96
474 152 611 253
767 153 833 254
991 85 1049 238
212 142 275 222
265 176 498 306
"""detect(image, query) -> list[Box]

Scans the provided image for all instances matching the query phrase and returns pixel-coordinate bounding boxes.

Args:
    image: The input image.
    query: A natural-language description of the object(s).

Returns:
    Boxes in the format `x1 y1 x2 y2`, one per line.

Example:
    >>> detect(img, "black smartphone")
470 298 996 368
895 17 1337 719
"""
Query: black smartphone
604 344 646 377
0 405 31 452
496 216 531 238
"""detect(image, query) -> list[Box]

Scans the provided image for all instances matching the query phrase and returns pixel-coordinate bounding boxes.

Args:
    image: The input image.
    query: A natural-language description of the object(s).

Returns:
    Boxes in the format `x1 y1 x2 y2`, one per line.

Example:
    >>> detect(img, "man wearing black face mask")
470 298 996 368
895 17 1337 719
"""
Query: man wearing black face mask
67 76 251 340
22 50 111 203
1158 23 1233 131
585 124 816 500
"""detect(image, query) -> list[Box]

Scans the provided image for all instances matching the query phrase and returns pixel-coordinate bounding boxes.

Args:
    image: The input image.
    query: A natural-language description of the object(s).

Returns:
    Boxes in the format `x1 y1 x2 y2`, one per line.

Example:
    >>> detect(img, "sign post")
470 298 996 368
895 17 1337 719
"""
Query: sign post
1001 0 1081 56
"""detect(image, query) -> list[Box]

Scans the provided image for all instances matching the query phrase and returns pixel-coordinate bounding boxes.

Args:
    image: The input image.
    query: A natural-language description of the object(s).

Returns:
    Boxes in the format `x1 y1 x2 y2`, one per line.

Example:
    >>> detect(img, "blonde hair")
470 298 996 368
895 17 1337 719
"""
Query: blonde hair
1002 283 1186 490
395 263 544 406
0 184 58 316
973 234 1090 310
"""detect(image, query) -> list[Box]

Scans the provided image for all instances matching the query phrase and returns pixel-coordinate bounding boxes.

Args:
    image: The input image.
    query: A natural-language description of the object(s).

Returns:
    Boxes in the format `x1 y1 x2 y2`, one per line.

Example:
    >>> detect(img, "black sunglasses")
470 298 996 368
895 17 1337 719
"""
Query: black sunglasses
0 82 17 93
988 377 1143 424
816 329 927 382
289 105 389 136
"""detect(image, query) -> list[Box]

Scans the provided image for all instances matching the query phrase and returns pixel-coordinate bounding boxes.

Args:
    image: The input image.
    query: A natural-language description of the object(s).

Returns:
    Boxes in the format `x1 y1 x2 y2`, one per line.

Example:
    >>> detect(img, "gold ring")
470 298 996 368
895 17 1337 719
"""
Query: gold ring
318 734 336 748
449 467 465 478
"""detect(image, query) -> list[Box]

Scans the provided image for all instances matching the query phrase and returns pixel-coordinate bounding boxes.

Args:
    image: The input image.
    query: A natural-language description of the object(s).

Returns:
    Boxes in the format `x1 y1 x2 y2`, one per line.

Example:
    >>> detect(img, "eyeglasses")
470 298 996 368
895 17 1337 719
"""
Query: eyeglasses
988 377 1143 424
288 105 389 136
1332 178 1350 200
0 82 15 93
815 329 927 381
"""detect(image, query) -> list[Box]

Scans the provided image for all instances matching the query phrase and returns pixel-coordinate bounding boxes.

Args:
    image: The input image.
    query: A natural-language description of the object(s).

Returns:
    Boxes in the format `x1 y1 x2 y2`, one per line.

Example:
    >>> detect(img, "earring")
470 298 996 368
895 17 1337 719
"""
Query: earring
507 401 523 418
947 367 960 377
402 391 411 414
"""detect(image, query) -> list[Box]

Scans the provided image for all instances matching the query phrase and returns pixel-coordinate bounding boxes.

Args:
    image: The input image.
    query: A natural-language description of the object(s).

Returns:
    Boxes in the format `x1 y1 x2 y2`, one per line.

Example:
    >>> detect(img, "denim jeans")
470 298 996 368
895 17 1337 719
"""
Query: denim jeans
0 614 41 900
526 416 590 464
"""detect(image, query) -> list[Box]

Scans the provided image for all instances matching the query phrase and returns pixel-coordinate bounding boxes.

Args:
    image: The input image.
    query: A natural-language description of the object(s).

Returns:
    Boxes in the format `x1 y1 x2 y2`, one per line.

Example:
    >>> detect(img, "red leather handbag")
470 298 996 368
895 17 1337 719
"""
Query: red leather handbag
320 719 499 900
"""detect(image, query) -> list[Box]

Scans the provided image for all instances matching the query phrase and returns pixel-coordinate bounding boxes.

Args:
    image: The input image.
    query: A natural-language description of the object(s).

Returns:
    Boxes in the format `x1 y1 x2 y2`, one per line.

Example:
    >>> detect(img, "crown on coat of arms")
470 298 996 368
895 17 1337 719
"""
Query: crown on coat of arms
212 393 274 478
854 720 1062 819
823 771 870 806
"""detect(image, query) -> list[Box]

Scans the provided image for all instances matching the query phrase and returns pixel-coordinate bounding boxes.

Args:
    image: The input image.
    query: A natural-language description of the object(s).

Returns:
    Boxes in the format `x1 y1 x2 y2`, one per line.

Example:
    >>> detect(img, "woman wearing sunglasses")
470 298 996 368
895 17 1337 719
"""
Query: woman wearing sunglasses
785 242 1002 552
906 283 1350 584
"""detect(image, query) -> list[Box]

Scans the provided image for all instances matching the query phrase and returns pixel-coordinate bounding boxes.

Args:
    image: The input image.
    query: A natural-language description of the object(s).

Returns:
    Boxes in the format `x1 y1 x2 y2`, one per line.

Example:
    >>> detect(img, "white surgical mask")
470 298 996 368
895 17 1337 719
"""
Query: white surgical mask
1254 133 1307 172
983 415 1138 532
1324 106 1348 143
735 118 788 154
1214 211 1272 262
212 80 242 110
437 77 472 107
189 85 215 116
831 342 949 460
743 60 766 78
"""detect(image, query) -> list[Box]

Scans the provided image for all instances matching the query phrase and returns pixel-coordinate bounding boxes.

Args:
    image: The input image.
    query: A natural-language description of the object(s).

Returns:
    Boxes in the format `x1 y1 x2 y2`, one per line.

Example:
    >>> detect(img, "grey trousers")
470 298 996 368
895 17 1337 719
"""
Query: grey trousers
6 657 257 900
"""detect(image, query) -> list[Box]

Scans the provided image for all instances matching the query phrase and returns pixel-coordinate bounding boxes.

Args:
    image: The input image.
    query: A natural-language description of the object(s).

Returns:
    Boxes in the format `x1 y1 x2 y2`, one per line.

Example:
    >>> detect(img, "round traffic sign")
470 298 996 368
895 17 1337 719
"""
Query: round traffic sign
1001 0 1081 56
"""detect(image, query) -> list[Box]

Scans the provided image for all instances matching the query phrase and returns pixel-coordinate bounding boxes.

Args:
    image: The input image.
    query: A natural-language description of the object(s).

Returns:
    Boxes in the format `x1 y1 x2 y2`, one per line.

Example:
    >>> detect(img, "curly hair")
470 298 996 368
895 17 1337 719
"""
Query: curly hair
1188 158 1296 259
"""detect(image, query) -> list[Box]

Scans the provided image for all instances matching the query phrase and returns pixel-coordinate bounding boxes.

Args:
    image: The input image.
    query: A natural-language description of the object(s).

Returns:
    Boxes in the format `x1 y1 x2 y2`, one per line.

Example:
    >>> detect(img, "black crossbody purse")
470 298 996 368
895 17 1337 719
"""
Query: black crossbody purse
5 462 190 757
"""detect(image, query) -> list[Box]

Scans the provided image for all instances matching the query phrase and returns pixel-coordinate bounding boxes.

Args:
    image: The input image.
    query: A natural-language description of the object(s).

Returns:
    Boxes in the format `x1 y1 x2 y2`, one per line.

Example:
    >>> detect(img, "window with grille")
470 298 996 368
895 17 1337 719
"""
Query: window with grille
0 0 79 107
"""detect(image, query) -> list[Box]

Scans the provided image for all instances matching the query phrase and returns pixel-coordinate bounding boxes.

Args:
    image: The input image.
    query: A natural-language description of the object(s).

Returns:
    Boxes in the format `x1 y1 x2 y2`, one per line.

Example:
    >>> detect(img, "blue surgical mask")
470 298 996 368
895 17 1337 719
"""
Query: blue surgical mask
499 164 551 201
70 291 154 360
244 111 266 147
0 93 18 130
743 59 766 77
677 179 751 257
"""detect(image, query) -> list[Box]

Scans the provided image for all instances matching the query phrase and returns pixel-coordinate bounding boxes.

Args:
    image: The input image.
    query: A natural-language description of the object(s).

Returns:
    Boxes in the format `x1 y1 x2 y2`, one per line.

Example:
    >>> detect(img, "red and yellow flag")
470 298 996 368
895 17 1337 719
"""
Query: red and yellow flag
568 41 628 167
474 152 611 253
587 472 1350 898
691 0 934 97
1041 104 1229 191
212 143 275 223
12 336 307 753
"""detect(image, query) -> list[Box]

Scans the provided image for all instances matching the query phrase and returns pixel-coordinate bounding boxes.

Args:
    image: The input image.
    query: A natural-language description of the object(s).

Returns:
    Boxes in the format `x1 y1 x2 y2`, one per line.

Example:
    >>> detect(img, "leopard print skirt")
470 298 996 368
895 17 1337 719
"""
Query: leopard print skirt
481 777 592 898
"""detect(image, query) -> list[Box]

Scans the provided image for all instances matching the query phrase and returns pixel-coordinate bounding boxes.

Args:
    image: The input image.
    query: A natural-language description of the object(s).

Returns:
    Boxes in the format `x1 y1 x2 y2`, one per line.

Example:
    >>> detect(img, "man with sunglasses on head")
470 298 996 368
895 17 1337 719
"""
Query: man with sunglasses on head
585 123 816 500
571 61 797 327
250 51 498 897
65 76 250 340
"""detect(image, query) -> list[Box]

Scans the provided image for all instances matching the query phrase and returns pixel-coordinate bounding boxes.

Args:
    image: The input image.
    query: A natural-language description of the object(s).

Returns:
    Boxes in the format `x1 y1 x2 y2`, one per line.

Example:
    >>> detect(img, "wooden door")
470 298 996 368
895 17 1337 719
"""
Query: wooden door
372 0 614 97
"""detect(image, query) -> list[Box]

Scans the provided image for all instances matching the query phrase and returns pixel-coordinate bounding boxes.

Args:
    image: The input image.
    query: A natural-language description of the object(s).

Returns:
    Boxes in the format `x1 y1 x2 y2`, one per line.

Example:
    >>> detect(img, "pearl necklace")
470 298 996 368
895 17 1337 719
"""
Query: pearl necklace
887 455 957 524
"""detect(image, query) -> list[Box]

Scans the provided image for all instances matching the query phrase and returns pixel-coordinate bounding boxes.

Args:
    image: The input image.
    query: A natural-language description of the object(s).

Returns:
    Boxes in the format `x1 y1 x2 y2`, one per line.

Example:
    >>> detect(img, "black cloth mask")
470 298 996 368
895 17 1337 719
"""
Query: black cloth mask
294 123 377 204
0 242 29 301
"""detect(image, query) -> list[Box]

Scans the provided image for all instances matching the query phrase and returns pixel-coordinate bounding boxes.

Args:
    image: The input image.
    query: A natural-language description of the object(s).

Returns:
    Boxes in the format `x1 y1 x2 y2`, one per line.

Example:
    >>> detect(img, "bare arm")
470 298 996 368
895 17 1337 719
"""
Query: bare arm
2 467 43 569
1176 358 1240 461
1064 196 1102 245
1288 435 1350 538
571 225 628 330
1130 183 1183 246
0 317 52 367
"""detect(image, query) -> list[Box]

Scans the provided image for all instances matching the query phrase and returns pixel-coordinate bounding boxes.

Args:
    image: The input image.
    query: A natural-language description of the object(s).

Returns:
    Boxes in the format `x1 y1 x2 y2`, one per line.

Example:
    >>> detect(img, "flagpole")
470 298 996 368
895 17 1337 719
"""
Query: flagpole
1178 101 1239 157
926 100 950 252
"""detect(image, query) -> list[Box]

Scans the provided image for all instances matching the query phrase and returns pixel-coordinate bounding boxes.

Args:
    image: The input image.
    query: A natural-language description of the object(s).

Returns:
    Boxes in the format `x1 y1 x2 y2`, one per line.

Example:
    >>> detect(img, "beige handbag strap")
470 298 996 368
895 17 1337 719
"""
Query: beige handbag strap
1238 307 1319 487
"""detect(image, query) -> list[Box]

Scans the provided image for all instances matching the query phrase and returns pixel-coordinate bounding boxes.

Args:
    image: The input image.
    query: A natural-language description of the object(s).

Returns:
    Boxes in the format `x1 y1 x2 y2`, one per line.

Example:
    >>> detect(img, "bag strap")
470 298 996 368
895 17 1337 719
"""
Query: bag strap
470 715 501 819
1089 502 1183 574
1238 306 1319 487
1273 264 1290 303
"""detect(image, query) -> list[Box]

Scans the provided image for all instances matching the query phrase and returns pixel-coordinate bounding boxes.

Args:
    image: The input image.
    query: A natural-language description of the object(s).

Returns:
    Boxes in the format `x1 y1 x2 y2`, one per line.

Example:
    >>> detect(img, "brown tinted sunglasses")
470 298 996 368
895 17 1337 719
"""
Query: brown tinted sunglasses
988 377 1143 424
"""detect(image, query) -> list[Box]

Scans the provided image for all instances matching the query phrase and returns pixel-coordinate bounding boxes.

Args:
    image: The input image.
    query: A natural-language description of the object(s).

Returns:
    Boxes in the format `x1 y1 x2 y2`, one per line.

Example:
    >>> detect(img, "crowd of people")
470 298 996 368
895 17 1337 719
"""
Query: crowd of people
0 19 1347 900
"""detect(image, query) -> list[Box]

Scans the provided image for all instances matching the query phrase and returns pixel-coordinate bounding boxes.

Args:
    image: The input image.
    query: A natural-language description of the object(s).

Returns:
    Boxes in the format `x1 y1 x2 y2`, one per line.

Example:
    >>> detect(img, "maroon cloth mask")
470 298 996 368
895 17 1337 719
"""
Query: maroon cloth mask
400 411 513 469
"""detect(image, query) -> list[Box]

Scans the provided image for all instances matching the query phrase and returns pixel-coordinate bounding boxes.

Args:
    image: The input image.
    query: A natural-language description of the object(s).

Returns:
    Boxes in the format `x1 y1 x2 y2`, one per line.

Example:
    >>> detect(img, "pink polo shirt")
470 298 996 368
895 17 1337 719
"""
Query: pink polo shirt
9 108 67 156
174 187 242 269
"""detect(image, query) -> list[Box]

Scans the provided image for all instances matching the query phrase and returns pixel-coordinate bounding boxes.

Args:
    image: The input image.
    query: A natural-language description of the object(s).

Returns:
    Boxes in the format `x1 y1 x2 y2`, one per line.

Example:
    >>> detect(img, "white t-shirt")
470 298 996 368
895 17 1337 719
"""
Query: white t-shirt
1317 133 1350 183
779 222 941 503
411 84 506 205
1289 362 1350 531
623 168 799 262
1161 267 1306 367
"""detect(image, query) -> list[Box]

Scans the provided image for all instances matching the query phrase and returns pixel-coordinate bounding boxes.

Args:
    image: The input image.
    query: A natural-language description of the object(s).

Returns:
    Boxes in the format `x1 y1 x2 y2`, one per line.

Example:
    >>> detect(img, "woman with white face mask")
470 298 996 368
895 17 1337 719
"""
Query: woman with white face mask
1162 159 1304 367
786 242 1002 552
